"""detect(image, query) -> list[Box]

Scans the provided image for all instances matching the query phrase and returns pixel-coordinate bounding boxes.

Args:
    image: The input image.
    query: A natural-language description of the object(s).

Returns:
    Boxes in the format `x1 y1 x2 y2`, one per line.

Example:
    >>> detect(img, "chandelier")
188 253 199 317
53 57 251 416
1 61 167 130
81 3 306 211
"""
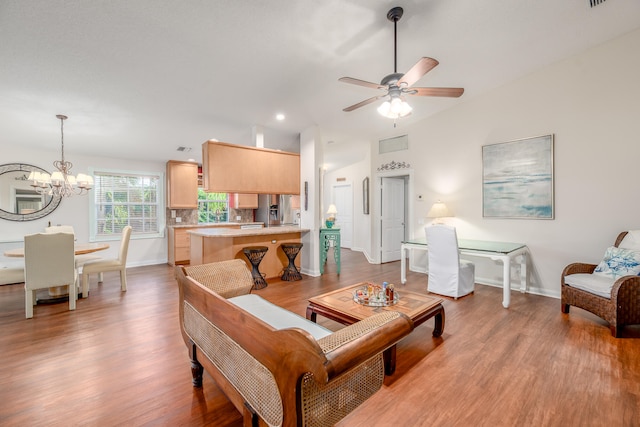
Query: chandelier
28 114 93 197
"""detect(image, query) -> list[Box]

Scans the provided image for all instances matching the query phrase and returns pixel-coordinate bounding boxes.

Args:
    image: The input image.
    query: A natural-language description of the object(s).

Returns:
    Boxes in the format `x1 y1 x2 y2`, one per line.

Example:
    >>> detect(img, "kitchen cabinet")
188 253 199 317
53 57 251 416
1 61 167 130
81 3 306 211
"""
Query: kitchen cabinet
168 227 191 265
202 140 300 194
166 160 198 209
168 224 246 266
232 193 258 209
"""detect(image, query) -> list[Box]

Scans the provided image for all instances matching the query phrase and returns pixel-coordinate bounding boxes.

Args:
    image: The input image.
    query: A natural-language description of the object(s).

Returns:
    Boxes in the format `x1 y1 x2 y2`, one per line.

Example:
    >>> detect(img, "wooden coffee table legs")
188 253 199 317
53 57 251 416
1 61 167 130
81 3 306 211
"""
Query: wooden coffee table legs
432 306 445 338
381 306 444 375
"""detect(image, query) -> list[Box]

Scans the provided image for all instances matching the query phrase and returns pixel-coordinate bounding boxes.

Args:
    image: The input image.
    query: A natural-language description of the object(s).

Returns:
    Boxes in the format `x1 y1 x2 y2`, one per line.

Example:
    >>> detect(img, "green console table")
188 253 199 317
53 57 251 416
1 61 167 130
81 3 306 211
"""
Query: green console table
320 228 340 274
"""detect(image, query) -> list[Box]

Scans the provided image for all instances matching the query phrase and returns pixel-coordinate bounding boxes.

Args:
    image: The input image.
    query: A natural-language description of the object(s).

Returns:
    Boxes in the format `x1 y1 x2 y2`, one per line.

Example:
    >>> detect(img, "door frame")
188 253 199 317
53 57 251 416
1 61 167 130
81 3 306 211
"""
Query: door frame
373 169 414 264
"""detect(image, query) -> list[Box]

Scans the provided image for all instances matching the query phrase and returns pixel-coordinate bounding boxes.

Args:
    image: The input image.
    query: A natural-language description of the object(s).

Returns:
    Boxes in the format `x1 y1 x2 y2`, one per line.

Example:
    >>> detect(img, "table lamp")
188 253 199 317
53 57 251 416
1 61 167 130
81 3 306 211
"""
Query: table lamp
326 204 337 228
427 200 452 224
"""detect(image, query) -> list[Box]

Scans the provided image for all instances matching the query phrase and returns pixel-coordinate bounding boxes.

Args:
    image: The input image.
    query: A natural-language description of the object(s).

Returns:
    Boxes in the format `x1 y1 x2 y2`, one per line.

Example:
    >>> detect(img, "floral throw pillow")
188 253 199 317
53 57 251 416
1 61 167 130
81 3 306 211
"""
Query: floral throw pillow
593 246 640 279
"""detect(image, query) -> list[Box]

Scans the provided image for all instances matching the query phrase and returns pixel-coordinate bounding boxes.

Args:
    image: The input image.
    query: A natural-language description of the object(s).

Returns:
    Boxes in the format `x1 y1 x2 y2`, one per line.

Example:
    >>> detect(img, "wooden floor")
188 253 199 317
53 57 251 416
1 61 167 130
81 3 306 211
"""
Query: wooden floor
1 250 639 426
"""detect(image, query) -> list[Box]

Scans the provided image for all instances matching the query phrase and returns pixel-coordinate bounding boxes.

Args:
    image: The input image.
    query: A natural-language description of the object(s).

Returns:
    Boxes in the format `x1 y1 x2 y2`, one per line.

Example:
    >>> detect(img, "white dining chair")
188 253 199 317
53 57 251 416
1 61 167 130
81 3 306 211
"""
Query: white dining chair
81 226 132 297
44 224 102 292
24 232 77 318
44 225 75 234
425 224 475 299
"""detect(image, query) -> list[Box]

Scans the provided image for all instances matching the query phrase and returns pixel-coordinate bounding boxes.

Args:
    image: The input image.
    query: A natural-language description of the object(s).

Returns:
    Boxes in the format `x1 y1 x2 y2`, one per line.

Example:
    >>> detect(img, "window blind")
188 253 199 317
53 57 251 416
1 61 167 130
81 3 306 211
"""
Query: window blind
93 171 161 236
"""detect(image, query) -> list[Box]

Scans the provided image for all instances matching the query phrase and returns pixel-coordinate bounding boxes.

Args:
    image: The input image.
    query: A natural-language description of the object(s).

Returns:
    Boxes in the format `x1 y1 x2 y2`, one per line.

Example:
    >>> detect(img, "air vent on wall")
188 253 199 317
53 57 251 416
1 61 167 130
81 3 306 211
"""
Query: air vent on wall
176 146 192 152
379 134 408 154
589 0 606 8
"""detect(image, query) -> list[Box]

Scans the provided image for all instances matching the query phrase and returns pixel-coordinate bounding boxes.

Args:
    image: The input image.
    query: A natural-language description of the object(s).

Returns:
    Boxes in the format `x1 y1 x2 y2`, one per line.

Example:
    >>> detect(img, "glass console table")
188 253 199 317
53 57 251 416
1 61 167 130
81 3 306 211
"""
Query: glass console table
401 237 528 308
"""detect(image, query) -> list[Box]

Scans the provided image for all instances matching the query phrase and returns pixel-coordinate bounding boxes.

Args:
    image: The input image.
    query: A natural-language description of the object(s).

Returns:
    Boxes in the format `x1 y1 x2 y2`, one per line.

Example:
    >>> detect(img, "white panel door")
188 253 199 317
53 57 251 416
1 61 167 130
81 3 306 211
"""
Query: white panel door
333 183 353 248
381 177 405 263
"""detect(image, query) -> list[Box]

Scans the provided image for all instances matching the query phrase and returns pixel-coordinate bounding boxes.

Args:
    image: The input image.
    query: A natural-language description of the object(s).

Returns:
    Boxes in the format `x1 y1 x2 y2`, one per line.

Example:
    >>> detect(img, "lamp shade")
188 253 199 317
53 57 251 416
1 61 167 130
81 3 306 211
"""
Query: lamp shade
326 204 338 215
427 201 452 218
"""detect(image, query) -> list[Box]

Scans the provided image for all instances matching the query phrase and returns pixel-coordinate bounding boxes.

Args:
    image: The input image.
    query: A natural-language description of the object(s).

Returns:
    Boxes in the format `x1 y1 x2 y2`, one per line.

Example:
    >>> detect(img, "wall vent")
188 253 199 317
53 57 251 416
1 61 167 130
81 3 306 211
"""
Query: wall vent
176 146 192 152
589 0 606 8
379 134 408 154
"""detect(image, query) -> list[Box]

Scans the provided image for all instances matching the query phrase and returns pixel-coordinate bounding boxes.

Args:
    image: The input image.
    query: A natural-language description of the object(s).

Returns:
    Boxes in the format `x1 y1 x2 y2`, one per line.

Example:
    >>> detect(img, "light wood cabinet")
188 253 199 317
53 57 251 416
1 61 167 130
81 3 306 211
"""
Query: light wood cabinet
166 160 198 209
168 224 245 266
202 141 300 194
168 228 191 266
232 194 258 209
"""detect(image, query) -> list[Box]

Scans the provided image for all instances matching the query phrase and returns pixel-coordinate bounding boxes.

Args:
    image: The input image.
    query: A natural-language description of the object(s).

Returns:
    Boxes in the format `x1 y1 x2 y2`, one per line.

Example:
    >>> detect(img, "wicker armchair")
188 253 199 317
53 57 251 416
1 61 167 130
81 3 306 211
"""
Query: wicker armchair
561 231 640 337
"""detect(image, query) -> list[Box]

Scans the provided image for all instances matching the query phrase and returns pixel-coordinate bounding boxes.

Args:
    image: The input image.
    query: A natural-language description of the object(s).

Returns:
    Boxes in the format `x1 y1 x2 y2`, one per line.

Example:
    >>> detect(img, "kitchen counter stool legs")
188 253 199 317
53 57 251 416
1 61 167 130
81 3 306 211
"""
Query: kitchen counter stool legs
281 243 303 281
243 246 269 290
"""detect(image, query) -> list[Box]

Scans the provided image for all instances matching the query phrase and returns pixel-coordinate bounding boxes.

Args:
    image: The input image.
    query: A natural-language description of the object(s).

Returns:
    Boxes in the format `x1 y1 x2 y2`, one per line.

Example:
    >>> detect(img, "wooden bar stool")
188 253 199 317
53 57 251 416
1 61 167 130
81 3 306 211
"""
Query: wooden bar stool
243 246 269 289
280 243 303 281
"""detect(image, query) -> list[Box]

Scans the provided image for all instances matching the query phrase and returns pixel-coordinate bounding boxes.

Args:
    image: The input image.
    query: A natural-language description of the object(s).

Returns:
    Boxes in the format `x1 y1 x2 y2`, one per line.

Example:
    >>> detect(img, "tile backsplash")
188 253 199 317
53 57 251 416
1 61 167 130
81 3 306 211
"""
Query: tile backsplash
166 209 198 226
165 208 255 226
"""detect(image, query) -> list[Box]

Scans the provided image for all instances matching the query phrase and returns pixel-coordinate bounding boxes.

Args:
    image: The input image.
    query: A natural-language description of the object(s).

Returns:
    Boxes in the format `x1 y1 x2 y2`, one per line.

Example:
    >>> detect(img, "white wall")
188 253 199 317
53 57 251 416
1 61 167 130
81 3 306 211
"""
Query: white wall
0 145 167 267
323 152 372 260
366 28 640 298
299 126 322 276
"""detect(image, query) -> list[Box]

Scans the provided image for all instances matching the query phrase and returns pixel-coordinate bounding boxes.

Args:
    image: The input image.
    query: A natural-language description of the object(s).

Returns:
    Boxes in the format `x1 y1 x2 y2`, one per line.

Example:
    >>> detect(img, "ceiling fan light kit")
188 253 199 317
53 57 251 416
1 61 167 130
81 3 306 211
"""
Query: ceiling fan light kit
340 6 464 120
377 96 412 119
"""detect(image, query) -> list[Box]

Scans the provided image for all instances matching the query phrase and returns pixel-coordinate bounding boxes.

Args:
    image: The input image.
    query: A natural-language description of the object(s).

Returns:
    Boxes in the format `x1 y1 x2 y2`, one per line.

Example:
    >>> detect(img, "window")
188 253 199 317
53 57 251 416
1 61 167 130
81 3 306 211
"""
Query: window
90 168 165 240
198 189 229 223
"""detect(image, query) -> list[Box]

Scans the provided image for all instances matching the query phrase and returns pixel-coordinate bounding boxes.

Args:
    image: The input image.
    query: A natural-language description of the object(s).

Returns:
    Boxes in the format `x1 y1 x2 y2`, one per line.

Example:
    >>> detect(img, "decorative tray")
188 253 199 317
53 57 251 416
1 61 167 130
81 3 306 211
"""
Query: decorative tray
353 283 399 307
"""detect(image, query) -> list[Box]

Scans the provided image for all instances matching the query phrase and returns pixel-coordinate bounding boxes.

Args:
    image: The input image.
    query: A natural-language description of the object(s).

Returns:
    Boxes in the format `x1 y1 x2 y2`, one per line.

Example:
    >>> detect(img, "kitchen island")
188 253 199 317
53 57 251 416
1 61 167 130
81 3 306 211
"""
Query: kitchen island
188 226 309 280
167 222 263 266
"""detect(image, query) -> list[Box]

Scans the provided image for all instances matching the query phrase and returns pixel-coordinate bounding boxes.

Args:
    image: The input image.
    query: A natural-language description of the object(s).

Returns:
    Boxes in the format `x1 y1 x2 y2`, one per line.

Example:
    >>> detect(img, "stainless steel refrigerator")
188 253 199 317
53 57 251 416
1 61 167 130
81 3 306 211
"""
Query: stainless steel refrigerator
255 194 298 226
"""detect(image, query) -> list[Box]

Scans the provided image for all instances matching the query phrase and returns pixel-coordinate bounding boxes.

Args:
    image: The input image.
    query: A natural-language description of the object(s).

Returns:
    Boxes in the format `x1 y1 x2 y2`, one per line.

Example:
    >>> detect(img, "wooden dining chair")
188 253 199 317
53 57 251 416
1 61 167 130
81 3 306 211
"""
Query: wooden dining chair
24 232 77 318
81 226 132 297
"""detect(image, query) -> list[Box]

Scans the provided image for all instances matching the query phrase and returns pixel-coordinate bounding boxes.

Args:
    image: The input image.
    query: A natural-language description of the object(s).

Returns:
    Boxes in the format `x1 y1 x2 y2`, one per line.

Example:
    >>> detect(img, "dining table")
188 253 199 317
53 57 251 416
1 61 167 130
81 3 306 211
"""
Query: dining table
4 242 110 301
3 242 110 258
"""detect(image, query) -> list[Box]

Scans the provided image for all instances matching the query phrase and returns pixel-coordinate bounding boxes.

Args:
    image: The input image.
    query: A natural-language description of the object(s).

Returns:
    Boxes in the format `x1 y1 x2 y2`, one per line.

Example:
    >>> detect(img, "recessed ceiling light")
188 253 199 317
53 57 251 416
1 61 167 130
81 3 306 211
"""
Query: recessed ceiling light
276 113 285 121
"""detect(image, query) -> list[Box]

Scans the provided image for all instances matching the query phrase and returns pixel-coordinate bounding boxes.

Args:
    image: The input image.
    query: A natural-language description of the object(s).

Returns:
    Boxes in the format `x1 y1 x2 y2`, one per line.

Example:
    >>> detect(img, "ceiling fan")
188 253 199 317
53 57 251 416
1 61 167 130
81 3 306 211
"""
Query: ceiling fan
339 6 464 119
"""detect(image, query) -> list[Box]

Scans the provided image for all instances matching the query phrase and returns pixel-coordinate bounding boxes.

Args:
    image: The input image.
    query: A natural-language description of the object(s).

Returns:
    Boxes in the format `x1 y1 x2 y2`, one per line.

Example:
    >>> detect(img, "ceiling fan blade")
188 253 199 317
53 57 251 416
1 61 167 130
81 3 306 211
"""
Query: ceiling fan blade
397 57 439 88
339 77 386 90
343 95 385 112
407 87 464 98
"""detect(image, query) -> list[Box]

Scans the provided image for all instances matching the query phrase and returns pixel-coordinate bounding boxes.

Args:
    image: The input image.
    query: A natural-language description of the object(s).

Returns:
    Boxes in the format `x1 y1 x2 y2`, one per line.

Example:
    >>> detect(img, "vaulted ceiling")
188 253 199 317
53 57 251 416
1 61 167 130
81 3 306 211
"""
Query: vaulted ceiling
2 1 639 170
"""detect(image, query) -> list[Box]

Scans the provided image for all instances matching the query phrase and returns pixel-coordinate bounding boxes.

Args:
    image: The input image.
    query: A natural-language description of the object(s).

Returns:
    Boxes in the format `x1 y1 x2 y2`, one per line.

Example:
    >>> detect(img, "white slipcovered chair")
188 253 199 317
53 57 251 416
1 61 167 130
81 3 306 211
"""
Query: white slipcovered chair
44 225 102 291
44 225 75 234
24 232 77 318
81 226 132 297
425 224 475 298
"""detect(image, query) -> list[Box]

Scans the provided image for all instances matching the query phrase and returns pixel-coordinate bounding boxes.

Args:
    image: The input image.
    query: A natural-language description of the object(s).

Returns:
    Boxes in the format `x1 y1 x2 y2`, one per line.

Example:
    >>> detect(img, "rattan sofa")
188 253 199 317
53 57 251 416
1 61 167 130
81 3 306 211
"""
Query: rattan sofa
561 231 640 337
176 260 414 427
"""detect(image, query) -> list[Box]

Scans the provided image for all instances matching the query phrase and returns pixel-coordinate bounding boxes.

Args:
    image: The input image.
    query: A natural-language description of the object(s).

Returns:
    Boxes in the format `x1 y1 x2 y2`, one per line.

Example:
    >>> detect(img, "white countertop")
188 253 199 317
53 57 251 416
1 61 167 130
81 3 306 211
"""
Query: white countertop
188 225 309 238
169 222 263 229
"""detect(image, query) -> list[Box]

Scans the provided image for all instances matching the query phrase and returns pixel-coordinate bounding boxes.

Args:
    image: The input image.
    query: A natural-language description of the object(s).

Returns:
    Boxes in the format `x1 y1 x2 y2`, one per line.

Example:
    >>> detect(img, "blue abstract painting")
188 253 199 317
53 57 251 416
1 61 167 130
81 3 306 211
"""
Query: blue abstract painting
482 135 554 219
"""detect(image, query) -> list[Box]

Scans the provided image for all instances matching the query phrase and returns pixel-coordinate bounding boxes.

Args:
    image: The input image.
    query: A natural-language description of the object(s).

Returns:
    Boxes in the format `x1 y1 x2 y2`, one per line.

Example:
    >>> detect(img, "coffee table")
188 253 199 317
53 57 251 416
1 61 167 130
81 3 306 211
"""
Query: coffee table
306 282 445 375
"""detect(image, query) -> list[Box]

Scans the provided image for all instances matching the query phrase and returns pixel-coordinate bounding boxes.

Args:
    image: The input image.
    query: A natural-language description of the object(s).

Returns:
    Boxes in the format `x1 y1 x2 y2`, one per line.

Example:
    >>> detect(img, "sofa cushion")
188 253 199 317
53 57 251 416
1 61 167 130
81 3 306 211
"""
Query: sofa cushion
619 230 640 251
564 273 615 299
0 259 25 285
228 294 332 340
593 246 640 279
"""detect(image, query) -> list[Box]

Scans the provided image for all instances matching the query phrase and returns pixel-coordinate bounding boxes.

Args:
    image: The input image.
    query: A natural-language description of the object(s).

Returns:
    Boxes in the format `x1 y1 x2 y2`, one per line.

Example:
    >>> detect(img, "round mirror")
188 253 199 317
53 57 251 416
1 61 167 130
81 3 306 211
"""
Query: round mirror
0 163 62 221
